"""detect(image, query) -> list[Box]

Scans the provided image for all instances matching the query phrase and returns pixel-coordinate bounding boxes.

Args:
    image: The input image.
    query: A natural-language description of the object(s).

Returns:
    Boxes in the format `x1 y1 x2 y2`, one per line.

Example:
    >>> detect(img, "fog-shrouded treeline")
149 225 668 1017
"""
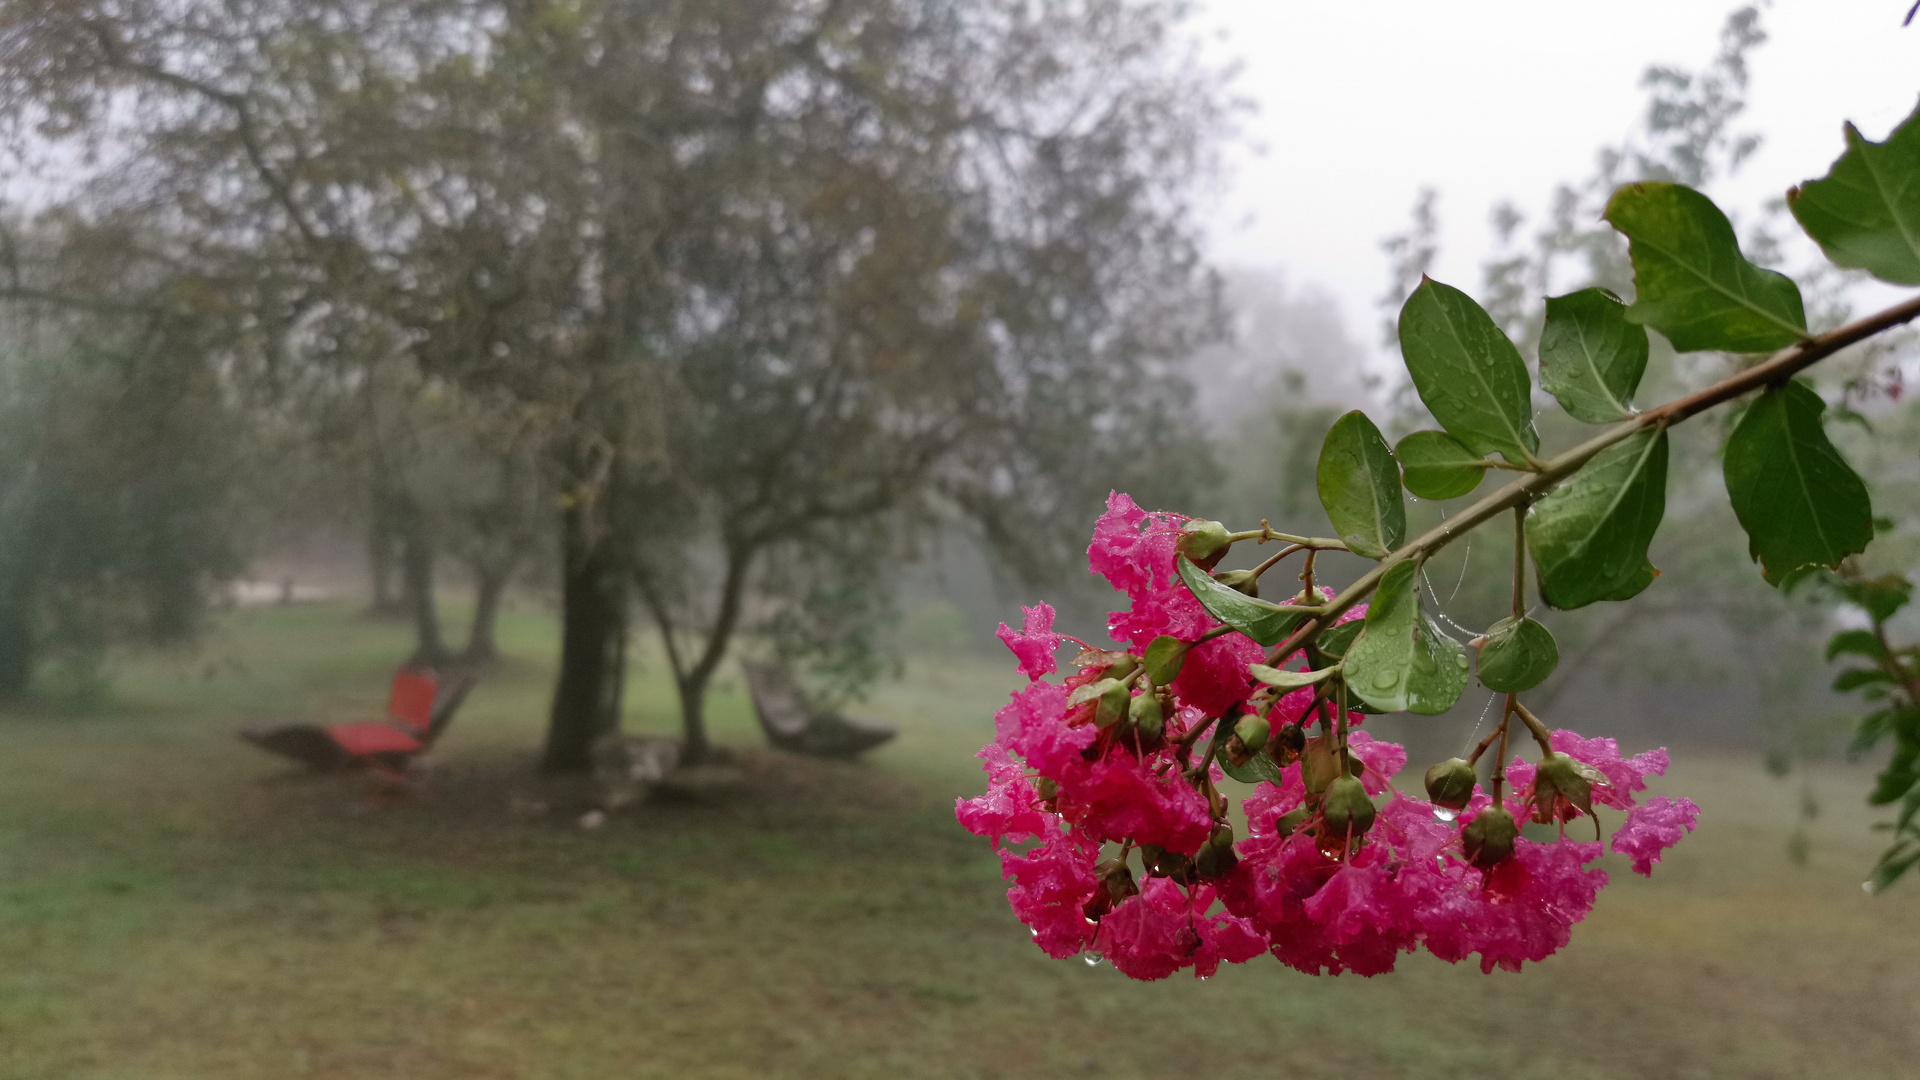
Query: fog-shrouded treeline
0 0 1236 768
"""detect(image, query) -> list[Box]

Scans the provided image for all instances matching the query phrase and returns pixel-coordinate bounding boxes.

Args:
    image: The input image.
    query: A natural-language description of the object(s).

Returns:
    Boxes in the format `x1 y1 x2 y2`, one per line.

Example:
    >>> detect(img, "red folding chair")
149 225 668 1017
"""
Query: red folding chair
241 667 476 777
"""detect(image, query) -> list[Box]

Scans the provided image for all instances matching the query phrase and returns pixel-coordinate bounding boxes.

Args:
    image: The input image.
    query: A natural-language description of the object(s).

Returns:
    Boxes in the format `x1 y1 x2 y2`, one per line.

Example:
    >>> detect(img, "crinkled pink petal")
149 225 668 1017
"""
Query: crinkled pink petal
1346 730 1406 796
1056 754 1212 853
955 743 1054 844
1169 632 1262 716
1612 795 1699 876
1550 730 1667 809
992 681 1097 781
1000 831 1100 959
1094 878 1194 980
995 603 1061 681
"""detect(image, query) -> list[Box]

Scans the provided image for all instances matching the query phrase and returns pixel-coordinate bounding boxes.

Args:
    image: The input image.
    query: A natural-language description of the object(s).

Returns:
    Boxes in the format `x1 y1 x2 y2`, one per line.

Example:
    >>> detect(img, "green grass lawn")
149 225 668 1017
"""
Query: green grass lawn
3 599 1918 1079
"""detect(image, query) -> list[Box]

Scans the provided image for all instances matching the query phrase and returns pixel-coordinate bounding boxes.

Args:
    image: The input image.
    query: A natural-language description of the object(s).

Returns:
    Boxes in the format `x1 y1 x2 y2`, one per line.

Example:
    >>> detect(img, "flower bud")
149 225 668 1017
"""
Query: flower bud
1232 714 1270 755
1213 569 1260 597
1129 691 1165 742
1195 823 1238 879
1301 737 1339 794
1424 757 1478 811
1462 807 1519 869
1094 680 1132 728
1530 751 1600 823
1320 775 1376 837
1274 806 1309 838
1084 857 1140 920
1176 518 1233 569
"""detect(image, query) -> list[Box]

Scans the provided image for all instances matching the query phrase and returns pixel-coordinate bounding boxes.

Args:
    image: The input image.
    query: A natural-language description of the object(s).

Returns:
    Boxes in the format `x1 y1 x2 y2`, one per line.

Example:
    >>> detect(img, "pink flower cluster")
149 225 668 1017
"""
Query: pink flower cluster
955 492 1700 979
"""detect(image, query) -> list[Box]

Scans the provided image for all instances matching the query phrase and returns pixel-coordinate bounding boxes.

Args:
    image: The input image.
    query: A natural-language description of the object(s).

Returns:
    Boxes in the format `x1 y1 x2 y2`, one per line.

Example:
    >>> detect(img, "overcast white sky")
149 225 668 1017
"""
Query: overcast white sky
1196 0 1920 355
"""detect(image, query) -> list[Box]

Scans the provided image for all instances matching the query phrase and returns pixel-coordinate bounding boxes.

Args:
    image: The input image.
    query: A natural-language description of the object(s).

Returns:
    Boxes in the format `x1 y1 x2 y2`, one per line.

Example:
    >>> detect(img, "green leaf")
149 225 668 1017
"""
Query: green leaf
1176 556 1312 647
1397 278 1538 464
1870 741 1920 806
1867 843 1920 893
1604 182 1808 353
1723 379 1874 586
1143 635 1189 686
1343 560 1468 714
1788 102 1920 285
1317 411 1406 559
1395 430 1486 500
1248 663 1338 691
1835 669 1896 694
1539 288 1649 423
1219 750 1288 785
1827 628 1887 663
1313 619 1364 660
1526 428 1669 609
1782 569 1913 622
1476 616 1559 693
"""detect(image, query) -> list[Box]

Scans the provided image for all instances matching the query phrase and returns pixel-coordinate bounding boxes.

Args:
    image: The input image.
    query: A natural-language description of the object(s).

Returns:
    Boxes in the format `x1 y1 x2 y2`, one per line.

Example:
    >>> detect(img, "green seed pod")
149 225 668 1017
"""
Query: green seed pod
1094 680 1132 728
1347 753 1366 777
1129 692 1165 741
1321 775 1377 837
1531 751 1599 822
1424 757 1478 811
1233 714 1270 755
1302 737 1340 794
1195 824 1238 879
1274 806 1309 838
1462 807 1520 869
1176 518 1233 569
1137 844 1167 876
1213 569 1260 597
1035 776 1060 801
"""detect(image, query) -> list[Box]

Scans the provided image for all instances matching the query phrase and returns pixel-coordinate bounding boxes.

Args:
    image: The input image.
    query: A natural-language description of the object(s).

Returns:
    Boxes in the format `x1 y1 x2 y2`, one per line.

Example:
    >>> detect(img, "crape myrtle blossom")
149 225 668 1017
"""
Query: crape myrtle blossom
955 492 1699 979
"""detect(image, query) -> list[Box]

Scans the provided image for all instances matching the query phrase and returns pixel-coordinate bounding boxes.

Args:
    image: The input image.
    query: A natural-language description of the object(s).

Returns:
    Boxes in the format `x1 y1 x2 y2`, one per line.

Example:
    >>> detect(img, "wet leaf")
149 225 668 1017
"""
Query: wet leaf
1476 616 1559 693
1177 556 1313 647
1395 430 1486 500
1539 288 1647 423
1343 560 1468 714
1526 428 1669 609
1789 101 1920 285
1605 182 1807 353
1317 410 1405 559
1398 278 1538 464
1143 635 1188 686
1248 663 1338 691
1724 379 1873 586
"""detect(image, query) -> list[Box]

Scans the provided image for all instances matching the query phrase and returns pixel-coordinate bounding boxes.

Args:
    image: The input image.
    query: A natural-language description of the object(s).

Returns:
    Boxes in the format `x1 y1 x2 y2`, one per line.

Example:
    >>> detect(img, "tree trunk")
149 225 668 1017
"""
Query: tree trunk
397 495 450 666
677 675 711 763
540 503 628 773
461 559 512 665
0 561 35 699
364 465 406 618
668 542 753 766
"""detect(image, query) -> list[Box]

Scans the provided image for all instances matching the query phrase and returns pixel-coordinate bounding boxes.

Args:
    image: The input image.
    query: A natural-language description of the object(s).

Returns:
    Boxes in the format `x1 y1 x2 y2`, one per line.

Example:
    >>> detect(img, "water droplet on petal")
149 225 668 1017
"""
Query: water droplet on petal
1083 951 1104 967
1433 807 1459 822
1372 671 1398 689
1863 880 1879 895
1454 654 1470 670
